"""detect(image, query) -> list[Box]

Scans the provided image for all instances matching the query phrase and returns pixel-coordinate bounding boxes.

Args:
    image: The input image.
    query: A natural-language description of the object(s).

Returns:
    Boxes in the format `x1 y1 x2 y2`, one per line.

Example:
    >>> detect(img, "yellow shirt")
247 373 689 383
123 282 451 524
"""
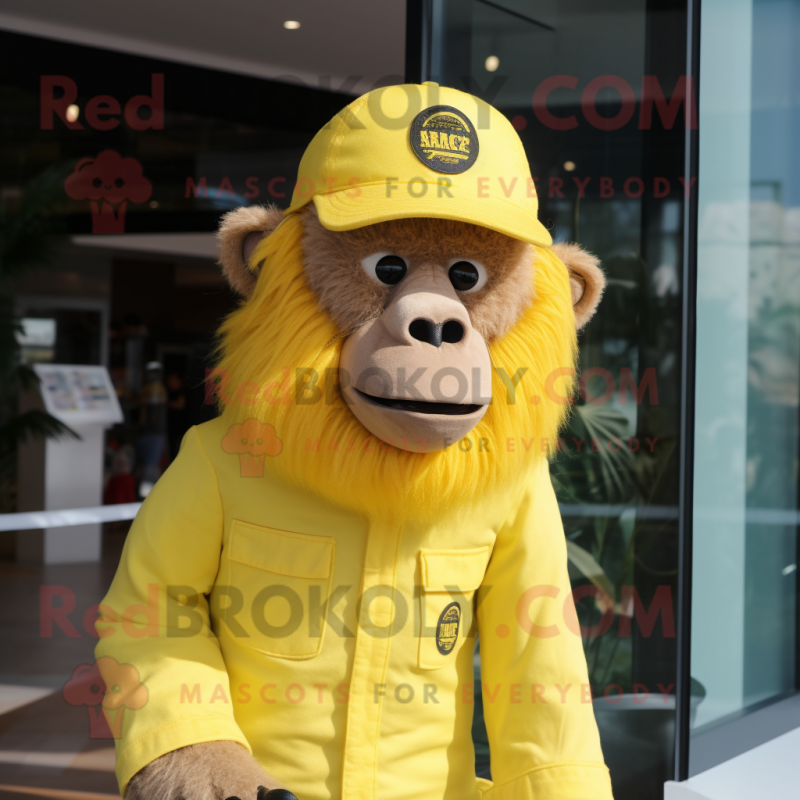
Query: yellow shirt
96 417 613 800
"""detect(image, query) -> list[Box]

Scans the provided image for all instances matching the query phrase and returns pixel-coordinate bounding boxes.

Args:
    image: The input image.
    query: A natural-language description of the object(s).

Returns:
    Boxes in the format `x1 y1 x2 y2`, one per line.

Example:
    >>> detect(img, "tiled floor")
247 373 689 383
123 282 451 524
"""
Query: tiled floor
0 526 128 800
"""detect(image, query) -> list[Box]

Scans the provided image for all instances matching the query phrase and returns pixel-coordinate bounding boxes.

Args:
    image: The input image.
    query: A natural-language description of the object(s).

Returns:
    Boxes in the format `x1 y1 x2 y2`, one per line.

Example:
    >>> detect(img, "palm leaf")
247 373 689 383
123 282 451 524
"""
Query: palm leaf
566 539 615 600
573 404 635 502
0 410 79 449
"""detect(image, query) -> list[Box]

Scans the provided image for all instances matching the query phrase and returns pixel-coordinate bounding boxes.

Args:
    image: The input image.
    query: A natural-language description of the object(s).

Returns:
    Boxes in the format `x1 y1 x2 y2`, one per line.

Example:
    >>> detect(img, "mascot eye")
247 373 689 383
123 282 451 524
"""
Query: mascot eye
92 177 102 188
448 260 486 293
114 177 125 189
362 253 408 286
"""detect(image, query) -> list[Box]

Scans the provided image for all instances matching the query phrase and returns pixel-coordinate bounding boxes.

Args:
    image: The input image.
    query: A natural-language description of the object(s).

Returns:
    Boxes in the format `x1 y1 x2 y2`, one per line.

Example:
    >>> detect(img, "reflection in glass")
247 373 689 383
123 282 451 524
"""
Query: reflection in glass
691 0 799 750
431 1 688 797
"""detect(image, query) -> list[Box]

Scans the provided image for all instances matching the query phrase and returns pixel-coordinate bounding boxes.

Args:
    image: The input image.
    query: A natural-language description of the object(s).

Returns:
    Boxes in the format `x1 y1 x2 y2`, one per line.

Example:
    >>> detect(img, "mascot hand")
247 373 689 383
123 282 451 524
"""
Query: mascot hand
125 741 287 800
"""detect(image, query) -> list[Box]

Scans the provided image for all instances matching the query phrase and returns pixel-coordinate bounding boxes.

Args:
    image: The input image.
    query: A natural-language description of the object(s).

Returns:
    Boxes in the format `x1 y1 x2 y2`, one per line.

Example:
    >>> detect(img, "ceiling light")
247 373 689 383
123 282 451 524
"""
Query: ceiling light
563 160 576 172
485 55 499 72
66 104 79 122
283 20 301 30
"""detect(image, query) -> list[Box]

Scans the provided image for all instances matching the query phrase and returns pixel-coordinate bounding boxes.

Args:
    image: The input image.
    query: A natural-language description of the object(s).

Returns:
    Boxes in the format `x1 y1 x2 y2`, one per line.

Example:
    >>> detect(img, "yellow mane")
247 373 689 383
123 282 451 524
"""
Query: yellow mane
215 213 577 521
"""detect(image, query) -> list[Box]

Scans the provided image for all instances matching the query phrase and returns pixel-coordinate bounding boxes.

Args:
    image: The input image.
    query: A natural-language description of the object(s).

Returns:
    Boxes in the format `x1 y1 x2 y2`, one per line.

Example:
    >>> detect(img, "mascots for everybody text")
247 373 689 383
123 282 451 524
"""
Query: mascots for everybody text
97 83 613 800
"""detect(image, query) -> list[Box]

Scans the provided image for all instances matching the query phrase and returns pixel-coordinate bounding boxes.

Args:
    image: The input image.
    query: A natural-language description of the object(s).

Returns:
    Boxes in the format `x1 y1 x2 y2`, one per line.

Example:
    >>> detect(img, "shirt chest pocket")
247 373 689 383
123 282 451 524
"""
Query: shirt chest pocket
417 546 491 670
226 520 335 659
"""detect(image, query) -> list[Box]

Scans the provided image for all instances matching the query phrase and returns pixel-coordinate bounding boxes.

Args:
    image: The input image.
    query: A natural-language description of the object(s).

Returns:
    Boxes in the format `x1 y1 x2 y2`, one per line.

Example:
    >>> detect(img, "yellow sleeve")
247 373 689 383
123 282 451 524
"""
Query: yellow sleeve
477 459 614 800
95 427 249 795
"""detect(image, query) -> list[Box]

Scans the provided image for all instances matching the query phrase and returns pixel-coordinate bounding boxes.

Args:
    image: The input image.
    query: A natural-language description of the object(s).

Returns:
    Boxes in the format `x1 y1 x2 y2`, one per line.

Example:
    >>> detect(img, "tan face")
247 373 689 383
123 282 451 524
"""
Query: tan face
339 260 492 451
301 210 533 452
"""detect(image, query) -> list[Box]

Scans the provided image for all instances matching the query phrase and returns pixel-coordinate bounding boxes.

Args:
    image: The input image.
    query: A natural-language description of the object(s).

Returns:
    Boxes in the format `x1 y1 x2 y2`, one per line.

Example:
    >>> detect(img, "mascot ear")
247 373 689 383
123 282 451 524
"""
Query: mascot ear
217 205 285 297
551 242 605 330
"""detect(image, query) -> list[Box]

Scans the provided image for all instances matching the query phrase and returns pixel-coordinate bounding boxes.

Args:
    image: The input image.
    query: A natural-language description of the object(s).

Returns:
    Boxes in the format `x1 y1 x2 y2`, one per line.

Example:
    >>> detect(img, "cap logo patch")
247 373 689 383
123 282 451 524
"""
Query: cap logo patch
436 601 461 655
410 105 479 174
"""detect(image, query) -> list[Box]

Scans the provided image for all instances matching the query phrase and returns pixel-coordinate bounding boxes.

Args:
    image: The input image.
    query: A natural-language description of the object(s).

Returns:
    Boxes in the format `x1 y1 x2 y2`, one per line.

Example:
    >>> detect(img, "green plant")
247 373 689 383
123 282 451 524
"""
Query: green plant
0 165 78 514
551 401 673 691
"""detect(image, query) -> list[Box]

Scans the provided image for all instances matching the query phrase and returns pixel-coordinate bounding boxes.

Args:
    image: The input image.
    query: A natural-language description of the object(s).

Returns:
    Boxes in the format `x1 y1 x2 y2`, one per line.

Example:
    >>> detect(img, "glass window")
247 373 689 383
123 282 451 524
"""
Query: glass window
691 0 800 767
426 2 691 797
0 30 349 235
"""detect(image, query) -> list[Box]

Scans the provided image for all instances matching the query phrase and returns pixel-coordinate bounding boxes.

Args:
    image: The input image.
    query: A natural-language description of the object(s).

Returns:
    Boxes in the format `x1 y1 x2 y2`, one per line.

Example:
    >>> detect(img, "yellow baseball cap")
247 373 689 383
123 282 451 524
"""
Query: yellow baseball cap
285 82 552 247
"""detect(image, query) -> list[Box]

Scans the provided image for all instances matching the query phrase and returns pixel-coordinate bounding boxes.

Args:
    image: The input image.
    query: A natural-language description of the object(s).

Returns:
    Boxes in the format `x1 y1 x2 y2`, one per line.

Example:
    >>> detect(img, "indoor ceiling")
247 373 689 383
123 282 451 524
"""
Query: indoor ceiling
0 0 407 96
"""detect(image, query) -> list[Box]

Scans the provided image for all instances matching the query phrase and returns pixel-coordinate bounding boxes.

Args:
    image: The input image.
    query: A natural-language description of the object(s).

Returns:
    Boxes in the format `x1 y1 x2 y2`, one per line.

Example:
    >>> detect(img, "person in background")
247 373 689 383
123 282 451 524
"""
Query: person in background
104 446 136 505
166 372 188 461
136 361 167 497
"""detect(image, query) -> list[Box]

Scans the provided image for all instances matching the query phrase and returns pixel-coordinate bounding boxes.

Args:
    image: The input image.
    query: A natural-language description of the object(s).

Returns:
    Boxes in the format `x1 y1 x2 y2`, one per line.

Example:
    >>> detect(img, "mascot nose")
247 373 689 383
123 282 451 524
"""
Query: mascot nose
409 318 464 347
251 788 300 800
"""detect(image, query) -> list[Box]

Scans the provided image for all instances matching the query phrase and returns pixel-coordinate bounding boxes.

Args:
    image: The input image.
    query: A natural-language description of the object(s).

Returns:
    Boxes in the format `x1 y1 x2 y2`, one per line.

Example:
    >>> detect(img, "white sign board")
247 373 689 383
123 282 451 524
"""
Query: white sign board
33 364 123 426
